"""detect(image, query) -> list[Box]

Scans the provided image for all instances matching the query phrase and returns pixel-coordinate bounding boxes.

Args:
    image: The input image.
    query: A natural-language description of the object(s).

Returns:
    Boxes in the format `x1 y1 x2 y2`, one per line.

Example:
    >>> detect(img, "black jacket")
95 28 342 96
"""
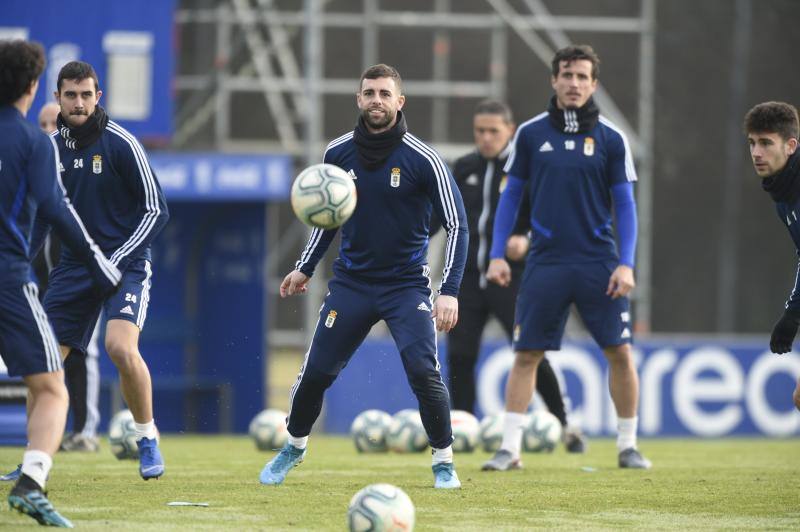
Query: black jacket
434 146 529 277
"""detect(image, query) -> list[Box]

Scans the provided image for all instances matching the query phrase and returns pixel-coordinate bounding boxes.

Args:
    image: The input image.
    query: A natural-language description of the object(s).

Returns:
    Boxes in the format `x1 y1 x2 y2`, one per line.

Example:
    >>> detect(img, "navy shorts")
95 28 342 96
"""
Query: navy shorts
0 282 62 377
514 260 632 351
44 258 153 353
300 267 439 377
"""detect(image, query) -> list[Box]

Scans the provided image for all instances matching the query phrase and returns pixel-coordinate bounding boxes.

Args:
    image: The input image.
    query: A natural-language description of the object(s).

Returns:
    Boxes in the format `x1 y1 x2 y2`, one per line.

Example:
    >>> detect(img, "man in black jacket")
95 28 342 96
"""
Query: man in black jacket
744 101 800 412
448 100 585 452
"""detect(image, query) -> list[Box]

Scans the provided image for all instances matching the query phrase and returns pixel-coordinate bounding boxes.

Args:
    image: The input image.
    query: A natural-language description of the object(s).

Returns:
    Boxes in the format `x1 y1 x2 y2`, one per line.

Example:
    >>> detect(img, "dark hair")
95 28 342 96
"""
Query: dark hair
0 40 46 106
474 99 514 124
359 63 402 93
743 101 799 141
57 61 99 92
551 44 600 80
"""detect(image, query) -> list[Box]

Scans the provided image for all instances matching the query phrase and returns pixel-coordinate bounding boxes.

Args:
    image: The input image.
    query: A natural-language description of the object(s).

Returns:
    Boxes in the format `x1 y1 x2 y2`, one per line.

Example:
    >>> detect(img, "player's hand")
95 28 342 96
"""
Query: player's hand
505 235 530 262
280 270 310 298
606 265 635 299
432 294 458 332
89 256 122 299
769 310 800 354
486 258 511 287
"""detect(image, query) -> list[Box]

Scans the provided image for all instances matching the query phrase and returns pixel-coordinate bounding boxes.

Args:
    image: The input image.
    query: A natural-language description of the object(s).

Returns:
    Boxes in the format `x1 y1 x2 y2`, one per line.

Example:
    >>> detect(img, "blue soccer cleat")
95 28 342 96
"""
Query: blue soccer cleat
8 474 74 528
137 437 165 480
0 464 21 482
432 462 461 489
259 444 306 485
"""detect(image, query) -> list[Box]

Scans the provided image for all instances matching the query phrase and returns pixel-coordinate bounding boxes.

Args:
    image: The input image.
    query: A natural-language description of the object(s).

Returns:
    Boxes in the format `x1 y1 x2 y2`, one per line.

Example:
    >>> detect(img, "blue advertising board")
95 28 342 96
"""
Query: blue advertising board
323 337 800 437
150 153 293 201
2 0 174 140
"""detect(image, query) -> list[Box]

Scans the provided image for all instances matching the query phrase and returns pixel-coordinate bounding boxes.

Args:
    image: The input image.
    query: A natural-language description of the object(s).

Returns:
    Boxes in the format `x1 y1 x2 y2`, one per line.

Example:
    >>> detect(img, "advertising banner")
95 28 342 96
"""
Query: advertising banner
323 337 800 437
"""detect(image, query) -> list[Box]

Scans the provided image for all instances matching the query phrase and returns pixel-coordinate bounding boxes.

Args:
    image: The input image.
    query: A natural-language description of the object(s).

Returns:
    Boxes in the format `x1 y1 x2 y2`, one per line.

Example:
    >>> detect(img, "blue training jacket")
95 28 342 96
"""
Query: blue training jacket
295 130 468 297
40 119 169 272
0 105 119 287
496 112 637 264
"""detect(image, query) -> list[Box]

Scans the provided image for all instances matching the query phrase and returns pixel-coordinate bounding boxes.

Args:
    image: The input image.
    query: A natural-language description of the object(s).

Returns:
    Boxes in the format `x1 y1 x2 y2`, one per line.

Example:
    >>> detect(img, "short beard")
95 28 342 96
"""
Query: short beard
361 108 395 130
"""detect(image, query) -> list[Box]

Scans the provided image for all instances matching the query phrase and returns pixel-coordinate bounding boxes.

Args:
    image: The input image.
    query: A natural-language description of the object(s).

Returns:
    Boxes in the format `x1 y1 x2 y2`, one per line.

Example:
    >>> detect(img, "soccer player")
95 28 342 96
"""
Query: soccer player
34 101 103 453
743 101 800 413
447 99 585 452
260 64 468 488
36 61 170 479
0 39 121 527
482 45 651 471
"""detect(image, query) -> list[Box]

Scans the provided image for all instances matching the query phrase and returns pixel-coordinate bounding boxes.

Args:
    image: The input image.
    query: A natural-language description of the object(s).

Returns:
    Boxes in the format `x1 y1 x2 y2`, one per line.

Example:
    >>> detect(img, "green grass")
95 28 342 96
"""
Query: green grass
1 436 798 530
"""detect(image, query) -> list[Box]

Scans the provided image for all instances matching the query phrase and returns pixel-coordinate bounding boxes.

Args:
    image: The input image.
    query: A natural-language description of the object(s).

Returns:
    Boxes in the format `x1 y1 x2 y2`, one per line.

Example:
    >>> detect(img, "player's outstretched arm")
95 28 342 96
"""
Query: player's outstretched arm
280 270 310 298
432 294 458 332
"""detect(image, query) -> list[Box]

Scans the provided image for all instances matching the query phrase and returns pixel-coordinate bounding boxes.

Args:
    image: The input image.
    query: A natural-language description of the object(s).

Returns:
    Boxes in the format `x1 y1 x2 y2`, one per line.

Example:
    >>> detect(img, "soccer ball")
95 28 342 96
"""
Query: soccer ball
291 163 357 229
108 409 138 460
347 483 415 532
108 409 160 460
386 410 428 453
478 413 504 452
450 410 479 453
351 409 392 453
249 409 289 451
522 410 562 453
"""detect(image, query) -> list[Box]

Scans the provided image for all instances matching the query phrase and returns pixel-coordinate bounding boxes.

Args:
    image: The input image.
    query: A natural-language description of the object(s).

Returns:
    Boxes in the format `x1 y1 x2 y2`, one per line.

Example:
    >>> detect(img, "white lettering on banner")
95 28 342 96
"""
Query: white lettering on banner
153 163 189 189
194 161 213 193
673 347 744 436
475 343 800 437
745 352 800 435
640 348 678 434
217 164 260 189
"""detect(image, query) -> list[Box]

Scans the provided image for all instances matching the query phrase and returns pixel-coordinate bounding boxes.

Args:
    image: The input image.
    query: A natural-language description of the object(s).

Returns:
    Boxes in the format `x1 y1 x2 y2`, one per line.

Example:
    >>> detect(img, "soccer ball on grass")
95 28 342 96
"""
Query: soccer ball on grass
350 409 392 453
347 483 415 532
249 408 289 451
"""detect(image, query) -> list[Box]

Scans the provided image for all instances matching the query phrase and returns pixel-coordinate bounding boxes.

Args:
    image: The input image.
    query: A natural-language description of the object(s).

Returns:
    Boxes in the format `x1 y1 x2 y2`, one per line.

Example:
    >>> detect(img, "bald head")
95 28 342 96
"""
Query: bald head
38 102 60 133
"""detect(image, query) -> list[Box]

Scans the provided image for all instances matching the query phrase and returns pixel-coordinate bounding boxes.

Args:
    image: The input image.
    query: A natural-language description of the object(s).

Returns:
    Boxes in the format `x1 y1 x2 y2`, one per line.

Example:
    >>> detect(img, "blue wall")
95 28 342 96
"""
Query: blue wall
98 203 267 433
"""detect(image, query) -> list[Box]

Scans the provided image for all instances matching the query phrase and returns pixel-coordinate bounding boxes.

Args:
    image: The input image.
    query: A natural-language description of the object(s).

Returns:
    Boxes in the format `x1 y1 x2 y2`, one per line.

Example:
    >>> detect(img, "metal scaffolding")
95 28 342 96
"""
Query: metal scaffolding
173 0 656 346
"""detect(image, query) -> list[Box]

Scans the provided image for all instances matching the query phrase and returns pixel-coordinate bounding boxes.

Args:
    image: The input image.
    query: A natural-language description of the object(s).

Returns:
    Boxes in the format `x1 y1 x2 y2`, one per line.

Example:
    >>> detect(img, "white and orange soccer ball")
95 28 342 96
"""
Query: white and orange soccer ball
291 163 357 229
347 483 415 532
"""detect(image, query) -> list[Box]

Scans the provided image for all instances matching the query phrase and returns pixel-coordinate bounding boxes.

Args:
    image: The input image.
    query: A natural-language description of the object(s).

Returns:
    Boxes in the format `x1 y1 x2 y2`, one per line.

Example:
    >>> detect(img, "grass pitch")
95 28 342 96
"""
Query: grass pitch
1 436 798 530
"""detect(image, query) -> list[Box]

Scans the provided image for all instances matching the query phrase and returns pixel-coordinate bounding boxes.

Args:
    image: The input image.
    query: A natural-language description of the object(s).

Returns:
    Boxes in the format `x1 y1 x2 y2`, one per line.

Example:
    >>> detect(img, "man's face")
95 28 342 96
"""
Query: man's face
747 131 798 177
55 78 101 128
551 59 597 110
356 77 405 133
473 113 514 159
38 103 60 133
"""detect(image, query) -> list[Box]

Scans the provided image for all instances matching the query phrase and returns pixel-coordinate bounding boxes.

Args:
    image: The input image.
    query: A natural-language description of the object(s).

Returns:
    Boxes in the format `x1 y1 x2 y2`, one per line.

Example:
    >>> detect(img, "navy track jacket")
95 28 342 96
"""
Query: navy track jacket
37 119 169 272
296 131 468 297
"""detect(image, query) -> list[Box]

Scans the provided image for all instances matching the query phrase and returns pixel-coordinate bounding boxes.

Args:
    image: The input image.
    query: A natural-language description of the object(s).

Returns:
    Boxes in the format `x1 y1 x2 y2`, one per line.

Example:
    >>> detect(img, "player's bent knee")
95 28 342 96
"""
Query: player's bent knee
24 371 68 401
298 365 337 392
104 340 141 370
